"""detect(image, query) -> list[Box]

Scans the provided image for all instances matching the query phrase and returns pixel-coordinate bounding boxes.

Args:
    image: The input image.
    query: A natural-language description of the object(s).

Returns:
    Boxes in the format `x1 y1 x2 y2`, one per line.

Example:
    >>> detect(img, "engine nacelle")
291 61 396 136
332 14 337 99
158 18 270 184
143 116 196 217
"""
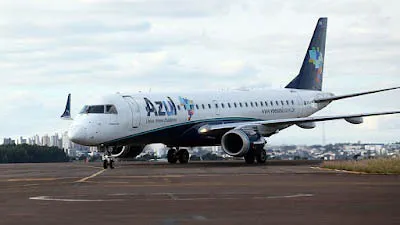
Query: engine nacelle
345 117 363 124
296 122 316 129
221 129 261 157
111 145 144 158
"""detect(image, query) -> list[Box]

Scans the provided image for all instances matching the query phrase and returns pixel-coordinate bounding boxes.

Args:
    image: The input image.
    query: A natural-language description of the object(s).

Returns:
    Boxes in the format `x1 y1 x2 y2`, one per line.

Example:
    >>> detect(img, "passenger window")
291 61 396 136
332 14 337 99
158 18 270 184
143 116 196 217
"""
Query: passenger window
260 101 263 107
265 101 268 106
196 104 199 110
184 105 187 110
234 103 237 108
228 103 231 108
106 105 118 114
245 102 248 107
202 104 205 109
255 102 258 107
286 100 289 105
215 104 218 108
208 104 211 109
87 105 105 114
270 101 273 106
276 101 279 105
177 105 181 110
281 100 284 105
239 102 243 107
221 103 225 108
291 100 295 105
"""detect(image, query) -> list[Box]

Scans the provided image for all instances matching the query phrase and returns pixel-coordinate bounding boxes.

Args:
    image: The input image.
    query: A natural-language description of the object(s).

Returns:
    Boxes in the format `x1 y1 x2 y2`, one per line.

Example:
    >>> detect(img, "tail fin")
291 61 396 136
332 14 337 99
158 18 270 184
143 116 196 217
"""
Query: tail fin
285 17 327 91
61 93 72 120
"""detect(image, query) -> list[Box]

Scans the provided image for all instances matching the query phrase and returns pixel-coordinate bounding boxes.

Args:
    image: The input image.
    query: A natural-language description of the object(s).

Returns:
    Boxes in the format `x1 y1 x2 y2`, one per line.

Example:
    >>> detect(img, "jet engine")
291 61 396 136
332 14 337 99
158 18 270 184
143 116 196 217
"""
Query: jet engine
110 145 144 158
345 117 363 124
221 129 262 157
296 122 316 129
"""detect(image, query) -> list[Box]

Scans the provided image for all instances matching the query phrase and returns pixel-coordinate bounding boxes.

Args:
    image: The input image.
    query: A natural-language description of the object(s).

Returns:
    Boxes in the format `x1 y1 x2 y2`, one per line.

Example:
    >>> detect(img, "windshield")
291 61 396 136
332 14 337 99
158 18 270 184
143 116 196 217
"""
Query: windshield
79 105 117 114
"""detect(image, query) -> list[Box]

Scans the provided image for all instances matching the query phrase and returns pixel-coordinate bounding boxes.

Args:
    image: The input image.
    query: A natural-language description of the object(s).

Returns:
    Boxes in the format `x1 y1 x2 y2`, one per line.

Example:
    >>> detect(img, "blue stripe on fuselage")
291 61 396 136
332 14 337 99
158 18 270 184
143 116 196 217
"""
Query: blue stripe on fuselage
102 117 260 146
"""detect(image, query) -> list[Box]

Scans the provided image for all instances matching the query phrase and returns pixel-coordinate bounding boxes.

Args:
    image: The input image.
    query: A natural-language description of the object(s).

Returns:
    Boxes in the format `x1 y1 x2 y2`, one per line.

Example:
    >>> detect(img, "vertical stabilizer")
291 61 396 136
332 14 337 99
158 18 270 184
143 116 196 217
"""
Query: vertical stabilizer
61 93 72 120
285 17 327 91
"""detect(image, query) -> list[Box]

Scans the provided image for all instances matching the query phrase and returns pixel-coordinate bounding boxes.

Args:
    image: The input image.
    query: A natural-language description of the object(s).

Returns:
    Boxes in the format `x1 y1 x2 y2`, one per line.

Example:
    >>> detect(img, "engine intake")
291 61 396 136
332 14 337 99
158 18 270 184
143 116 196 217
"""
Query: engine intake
221 129 261 157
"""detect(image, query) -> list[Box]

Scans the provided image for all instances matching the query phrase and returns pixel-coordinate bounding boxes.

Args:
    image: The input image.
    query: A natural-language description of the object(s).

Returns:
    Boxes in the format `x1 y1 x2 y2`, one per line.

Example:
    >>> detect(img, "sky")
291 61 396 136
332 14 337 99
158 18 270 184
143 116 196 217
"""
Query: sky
0 0 399 145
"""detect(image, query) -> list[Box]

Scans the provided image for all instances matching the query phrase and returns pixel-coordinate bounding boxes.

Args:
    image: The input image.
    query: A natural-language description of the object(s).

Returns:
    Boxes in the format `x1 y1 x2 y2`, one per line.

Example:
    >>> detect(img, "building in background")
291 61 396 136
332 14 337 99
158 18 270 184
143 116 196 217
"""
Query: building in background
41 134 50 146
3 138 15 145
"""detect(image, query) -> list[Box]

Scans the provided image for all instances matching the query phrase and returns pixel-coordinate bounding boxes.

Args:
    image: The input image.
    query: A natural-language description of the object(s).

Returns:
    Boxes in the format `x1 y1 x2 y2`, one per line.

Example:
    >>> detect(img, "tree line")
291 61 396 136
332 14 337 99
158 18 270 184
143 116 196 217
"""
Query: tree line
0 144 69 163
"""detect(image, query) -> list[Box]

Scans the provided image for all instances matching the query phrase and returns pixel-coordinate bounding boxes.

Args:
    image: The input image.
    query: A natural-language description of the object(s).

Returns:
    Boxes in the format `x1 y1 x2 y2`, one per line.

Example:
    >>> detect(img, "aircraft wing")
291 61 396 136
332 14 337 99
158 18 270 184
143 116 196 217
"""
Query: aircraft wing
198 111 400 135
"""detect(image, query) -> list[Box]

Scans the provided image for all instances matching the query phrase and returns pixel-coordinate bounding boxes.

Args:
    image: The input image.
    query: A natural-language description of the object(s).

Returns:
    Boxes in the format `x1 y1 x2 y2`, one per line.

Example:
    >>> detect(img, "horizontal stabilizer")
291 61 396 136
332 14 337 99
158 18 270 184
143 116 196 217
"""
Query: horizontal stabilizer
315 86 400 103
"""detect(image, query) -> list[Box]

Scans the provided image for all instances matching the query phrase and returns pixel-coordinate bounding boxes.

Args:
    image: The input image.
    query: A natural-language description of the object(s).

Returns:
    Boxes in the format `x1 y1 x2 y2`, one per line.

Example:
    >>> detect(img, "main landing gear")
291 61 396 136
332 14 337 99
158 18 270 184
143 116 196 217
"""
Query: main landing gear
244 144 267 164
167 147 189 164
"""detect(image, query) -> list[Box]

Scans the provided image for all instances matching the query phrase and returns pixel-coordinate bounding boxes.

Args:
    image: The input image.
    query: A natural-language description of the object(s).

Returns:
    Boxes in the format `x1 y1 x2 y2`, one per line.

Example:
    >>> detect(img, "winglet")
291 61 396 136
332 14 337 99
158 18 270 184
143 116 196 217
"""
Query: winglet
61 93 73 120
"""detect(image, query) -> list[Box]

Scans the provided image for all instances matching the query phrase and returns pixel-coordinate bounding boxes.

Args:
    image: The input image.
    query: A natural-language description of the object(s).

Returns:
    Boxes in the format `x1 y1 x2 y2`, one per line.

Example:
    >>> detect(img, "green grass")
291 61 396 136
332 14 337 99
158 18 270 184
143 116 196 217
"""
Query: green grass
321 158 400 174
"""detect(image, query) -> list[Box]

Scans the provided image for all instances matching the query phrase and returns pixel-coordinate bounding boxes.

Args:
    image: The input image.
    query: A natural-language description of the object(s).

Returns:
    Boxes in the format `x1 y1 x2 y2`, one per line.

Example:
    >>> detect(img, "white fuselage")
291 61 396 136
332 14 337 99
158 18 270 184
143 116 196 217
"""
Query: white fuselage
68 88 333 147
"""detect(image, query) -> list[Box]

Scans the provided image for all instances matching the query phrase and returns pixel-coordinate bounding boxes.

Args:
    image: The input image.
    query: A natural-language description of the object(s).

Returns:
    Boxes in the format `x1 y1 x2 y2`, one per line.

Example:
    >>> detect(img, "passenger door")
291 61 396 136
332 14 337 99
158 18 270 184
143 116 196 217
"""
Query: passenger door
123 96 141 128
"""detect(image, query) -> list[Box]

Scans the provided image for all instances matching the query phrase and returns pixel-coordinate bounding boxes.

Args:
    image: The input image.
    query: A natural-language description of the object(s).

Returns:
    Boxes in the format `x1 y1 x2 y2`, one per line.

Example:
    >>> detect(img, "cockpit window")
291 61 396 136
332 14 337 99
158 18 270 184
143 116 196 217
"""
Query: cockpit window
106 105 118 114
79 105 118 114
87 105 105 113
80 105 89 114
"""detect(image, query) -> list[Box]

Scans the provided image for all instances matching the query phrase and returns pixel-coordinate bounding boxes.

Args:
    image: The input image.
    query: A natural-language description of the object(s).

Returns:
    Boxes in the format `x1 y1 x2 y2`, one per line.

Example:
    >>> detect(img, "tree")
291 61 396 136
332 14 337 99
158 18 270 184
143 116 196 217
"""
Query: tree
0 144 69 163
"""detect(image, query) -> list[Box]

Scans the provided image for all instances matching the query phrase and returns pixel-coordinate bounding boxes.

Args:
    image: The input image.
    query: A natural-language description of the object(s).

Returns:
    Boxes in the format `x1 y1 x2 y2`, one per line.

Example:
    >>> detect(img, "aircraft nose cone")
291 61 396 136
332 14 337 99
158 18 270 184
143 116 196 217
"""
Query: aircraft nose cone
68 125 87 145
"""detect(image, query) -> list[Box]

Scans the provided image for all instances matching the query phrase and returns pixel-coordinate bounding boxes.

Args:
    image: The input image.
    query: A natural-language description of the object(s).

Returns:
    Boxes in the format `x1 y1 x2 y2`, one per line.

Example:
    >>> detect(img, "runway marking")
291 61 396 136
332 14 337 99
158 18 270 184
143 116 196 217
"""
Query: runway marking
75 169 106 183
29 193 314 202
29 196 122 202
260 193 314 199
166 193 179 200
7 178 59 182
103 175 183 179
310 167 368 174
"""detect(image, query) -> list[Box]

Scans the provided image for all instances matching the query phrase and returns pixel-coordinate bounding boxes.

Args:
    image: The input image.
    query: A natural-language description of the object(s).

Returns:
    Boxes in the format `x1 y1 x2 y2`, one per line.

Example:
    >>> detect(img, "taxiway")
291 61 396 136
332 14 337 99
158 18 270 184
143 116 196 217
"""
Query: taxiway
0 161 399 225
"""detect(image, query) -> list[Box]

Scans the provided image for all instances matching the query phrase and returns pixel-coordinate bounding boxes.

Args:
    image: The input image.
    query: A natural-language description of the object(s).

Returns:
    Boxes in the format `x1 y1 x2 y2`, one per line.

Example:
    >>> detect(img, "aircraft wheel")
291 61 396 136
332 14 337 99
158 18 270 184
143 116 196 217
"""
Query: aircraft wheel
103 160 108 169
167 149 178 164
178 149 189 164
256 149 267 164
244 152 255 164
109 160 114 169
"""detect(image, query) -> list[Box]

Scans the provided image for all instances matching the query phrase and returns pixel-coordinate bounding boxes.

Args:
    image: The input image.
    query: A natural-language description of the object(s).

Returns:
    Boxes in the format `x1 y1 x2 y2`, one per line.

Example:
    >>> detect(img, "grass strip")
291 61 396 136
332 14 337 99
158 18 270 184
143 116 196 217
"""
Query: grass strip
321 158 400 174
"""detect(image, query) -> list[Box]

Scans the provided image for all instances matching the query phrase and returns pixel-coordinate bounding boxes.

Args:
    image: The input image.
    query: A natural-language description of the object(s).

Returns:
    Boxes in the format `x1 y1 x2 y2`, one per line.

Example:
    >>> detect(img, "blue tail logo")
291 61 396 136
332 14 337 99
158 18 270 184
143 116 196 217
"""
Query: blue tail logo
308 47 324 83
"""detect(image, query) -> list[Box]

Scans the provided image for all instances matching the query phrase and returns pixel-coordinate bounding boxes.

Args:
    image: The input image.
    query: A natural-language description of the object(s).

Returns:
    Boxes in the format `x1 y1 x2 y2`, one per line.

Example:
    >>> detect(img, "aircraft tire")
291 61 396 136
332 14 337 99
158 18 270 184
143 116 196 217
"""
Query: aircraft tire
109 160 114 169
256 149 267 164
103 160 108 169
167 149 178 164
178 149 189 164
244 152 255 164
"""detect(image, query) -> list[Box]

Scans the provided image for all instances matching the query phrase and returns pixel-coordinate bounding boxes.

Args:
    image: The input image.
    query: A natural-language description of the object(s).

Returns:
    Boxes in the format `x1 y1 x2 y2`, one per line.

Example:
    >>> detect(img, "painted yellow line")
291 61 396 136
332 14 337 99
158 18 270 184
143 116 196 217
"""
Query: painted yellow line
75 169 106 183
310 166 369 174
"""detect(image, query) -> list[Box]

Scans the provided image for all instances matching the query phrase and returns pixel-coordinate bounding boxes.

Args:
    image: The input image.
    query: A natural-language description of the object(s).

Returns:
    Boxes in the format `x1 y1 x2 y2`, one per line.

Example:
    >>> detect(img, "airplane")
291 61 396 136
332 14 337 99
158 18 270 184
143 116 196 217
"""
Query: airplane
62 17 399 169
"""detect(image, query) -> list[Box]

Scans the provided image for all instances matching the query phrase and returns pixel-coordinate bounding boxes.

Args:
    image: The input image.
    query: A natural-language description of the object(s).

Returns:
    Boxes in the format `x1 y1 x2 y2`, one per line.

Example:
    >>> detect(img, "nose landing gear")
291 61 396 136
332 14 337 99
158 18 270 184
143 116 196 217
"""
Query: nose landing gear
102 148 115 169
